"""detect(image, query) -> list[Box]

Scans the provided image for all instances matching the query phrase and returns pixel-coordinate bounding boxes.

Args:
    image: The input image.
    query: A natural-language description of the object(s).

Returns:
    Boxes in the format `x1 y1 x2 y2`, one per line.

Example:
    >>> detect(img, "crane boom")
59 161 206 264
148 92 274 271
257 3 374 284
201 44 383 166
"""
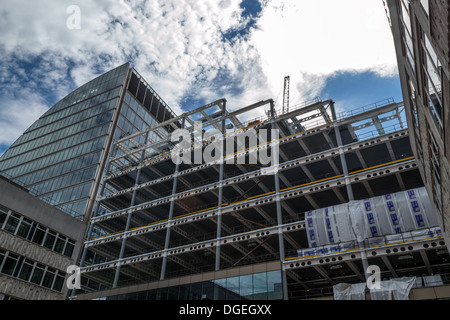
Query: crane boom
282 76 290 114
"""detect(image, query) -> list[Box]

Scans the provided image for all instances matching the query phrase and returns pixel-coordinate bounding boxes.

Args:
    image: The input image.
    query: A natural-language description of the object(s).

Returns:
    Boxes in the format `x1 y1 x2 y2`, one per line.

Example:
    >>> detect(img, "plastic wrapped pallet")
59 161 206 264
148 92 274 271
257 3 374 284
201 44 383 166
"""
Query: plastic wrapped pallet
423 274 443 287
305 187 439 249
333 283 366 300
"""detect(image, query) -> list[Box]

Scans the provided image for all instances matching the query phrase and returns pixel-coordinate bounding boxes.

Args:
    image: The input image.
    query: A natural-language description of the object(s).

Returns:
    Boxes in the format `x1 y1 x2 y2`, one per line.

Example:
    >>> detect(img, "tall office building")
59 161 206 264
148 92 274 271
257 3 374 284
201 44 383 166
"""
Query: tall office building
0 63 178 222
72 96 450 301
0 63 179 299
384 0 450 246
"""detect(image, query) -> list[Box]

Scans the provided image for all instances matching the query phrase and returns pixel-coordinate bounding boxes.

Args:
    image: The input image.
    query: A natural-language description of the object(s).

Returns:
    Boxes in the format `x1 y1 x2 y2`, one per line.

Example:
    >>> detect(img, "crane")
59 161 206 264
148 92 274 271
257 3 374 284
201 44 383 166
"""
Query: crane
282 75 290 114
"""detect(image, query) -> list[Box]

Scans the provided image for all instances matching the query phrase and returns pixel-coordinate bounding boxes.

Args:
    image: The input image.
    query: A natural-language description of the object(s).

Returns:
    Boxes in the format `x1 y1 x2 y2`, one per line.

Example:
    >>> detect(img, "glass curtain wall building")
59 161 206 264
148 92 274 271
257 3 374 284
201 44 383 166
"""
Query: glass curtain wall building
0 63 178 222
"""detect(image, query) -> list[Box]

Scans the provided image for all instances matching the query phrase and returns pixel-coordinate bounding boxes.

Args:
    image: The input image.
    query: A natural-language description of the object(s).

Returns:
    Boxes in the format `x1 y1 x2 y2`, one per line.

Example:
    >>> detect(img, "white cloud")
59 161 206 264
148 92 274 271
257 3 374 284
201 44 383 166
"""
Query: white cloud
249 0 398 107
0 0 398 149
0 91 48 146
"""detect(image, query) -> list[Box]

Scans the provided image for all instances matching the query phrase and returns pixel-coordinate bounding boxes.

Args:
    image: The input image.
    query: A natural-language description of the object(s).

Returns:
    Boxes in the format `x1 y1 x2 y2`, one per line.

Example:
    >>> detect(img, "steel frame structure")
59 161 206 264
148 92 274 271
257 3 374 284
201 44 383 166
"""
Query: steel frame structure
74 96 449 299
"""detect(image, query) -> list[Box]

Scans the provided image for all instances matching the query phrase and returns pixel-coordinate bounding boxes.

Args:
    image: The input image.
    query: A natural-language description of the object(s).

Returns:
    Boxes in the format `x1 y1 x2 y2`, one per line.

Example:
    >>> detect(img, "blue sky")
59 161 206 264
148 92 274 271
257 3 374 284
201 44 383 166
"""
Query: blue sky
321 71 403 112
0 0 401 155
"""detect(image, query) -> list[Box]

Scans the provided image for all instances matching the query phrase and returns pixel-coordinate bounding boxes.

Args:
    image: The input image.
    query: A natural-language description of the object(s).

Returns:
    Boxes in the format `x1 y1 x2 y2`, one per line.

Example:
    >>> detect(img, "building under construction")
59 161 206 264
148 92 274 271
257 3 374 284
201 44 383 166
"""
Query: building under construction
72 95 450 300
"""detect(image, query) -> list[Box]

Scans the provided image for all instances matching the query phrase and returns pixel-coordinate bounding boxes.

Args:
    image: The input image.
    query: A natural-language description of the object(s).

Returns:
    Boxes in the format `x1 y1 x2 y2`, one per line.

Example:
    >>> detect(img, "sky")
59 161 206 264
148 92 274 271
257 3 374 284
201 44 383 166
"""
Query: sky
0 0 402 155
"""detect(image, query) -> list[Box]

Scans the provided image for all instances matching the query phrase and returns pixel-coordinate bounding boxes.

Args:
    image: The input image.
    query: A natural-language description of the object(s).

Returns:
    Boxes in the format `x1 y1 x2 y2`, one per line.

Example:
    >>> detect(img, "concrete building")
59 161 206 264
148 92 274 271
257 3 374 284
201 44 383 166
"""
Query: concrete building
384 0 450 245
0 176 85 300
71 95 450 300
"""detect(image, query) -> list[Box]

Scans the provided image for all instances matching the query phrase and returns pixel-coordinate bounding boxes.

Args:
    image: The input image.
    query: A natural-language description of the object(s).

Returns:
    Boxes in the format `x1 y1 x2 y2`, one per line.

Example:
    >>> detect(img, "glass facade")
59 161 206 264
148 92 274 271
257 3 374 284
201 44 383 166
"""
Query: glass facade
0 63 177 219
108 69 178 174
103 270 283 300
0 63 130 218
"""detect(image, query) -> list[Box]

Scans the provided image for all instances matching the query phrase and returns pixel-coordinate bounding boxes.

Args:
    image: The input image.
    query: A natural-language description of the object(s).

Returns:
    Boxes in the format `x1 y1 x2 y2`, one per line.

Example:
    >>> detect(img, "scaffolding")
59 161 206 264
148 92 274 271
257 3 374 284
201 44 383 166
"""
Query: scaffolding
74 96 448 299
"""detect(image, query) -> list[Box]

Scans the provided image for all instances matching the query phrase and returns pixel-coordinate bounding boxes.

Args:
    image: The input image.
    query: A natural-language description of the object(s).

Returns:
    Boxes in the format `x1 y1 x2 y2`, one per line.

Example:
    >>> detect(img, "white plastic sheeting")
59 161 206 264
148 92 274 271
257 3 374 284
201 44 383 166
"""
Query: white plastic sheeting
333 283 366 300
333 277 416 300
305 187 438 249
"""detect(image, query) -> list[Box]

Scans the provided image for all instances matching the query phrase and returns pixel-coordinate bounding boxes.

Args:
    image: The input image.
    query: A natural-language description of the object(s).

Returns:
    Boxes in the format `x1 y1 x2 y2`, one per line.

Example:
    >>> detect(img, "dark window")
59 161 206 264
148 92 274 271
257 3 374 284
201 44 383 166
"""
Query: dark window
4 213 20 233
1 254 19 276
0 206 8 227
43 230 57 250
16 218 32 238
18 259 34 281
143 89 152 111
64 240 75 257
32 225 46 246
54 236 66 254
42 268 56 289
128 73 139 96
30 264 45 285
53 274 65 292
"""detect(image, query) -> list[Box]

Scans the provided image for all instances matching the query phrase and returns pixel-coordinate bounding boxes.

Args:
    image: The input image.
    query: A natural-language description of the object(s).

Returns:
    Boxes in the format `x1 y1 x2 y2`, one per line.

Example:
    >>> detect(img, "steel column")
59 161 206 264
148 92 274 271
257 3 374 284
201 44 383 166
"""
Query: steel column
330 101 371 292
160 117 185 280
215 100 227 270
113 132 149 288
269 100 289 300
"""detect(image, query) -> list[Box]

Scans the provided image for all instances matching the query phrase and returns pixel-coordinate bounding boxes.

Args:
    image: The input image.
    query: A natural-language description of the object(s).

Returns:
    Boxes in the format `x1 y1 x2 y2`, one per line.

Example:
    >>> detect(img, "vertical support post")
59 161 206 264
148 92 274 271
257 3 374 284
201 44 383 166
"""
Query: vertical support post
215 99 227 271
160 117 186 280
72 144 117 297
330 101 371 297
112 132 149 288
269 100 288 300
79 144 117 267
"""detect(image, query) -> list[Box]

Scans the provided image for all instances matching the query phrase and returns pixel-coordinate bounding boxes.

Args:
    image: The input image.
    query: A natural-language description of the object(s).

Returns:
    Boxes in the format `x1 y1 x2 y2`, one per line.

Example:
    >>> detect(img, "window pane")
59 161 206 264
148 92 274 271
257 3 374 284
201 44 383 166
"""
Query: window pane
44 231 56 250
253 272 268 300
26 223 37 241
212 279 227 300
420 0 429 15
54 236 66 254
64 240 75 257
0 207 8 227
16 220 32 238
4 213 20 233
201 282 214 300
267 271 283 300
401 1 412 35
32 226 46 245
0 250 5 267
30 266 44 285
18 260 34 281
1 254 18 276
240 274 253 300
53 274 65 292
226 276 240 300
42 270 55 289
